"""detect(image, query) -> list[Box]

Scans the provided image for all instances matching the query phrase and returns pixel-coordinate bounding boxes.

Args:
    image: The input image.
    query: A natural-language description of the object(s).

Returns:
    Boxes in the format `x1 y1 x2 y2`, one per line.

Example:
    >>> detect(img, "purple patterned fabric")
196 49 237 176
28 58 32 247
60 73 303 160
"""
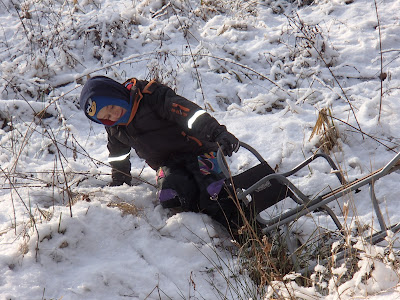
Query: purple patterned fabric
198 152 222 175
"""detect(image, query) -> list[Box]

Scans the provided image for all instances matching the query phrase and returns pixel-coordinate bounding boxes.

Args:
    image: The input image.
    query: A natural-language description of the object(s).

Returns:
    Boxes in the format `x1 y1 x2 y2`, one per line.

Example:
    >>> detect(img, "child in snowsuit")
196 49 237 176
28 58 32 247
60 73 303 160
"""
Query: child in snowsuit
79 76 242 236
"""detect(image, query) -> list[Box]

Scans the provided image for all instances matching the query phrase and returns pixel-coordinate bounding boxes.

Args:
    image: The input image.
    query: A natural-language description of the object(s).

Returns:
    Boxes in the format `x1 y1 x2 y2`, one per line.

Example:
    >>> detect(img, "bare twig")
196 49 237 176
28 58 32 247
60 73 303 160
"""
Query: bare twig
322 112 397 152
169 4 208 110
285 13 364 138
0 165 41 258
189 53 293 99
374 0 384 122
45 127 74 216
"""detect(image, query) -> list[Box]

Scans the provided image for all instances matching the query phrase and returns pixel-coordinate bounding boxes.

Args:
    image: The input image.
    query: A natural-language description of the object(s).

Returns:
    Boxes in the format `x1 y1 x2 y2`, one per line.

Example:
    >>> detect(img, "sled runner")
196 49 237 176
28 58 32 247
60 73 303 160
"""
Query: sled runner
217 142 400 273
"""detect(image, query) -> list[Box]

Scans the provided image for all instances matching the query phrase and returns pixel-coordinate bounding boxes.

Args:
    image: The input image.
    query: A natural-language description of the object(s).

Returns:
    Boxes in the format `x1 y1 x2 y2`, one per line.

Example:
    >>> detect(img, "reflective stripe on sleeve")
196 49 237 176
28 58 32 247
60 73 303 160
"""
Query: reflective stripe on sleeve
188 110 206 129
108 152 130 163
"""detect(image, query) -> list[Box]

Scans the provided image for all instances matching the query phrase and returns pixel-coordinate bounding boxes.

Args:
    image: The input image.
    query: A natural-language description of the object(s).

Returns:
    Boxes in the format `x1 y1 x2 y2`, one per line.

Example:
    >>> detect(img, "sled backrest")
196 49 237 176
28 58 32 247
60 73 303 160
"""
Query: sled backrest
230 161 293 214
218 143 293 215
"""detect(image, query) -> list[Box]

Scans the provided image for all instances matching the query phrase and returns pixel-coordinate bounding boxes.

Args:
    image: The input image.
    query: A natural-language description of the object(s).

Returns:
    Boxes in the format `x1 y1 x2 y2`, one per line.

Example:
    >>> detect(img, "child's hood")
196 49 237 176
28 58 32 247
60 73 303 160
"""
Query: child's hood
79 76 131 125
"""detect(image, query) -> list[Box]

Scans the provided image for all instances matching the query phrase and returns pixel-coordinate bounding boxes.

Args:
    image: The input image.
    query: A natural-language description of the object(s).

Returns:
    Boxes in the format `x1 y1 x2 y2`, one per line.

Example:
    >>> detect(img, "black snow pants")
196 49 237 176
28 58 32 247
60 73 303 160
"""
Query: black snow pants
156 152 242 235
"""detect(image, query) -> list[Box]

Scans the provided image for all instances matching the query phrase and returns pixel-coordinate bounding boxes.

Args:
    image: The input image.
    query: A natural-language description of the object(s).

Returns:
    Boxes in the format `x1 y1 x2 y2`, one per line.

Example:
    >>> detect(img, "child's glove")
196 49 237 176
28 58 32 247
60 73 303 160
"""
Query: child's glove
215 131 239 157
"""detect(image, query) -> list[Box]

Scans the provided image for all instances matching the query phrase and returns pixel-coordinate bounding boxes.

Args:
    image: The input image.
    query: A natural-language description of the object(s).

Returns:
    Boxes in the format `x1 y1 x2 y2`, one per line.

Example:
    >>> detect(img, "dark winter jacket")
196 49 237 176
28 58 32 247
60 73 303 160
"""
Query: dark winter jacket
80 76 228 183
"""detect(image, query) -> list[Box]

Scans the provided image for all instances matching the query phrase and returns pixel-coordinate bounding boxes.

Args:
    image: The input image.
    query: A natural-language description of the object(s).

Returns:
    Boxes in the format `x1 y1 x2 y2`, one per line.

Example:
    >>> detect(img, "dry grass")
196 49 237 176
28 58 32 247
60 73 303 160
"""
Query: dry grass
107 201 140 216
68 192 140 216
309 107 340 154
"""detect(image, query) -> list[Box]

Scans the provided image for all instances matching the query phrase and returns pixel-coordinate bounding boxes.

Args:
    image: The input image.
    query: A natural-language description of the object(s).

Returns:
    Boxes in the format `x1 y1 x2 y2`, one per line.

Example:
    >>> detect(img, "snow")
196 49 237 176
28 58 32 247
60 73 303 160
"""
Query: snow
1 0 400 299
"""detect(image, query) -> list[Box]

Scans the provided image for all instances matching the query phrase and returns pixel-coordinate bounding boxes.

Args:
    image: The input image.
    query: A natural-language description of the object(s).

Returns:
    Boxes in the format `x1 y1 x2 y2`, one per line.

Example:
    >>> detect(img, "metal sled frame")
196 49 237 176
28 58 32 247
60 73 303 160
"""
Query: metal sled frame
217 142 400 272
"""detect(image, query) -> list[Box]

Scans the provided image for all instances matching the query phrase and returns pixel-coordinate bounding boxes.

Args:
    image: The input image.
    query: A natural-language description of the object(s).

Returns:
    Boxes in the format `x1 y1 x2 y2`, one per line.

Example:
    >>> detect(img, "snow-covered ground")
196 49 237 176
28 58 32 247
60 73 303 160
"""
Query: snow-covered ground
1 0 400 299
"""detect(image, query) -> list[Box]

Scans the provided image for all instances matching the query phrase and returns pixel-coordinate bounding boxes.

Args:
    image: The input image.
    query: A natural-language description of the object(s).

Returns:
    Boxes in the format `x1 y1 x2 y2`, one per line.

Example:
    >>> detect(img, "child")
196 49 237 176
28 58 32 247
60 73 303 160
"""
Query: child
79 76 242 236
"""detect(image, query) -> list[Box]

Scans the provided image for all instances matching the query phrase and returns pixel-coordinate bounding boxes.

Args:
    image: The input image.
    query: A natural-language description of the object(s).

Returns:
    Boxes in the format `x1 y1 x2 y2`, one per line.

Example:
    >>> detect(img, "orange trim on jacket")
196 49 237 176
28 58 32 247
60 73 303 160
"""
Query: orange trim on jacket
143 79 157 94
119 78 157 126
181 131 203 147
